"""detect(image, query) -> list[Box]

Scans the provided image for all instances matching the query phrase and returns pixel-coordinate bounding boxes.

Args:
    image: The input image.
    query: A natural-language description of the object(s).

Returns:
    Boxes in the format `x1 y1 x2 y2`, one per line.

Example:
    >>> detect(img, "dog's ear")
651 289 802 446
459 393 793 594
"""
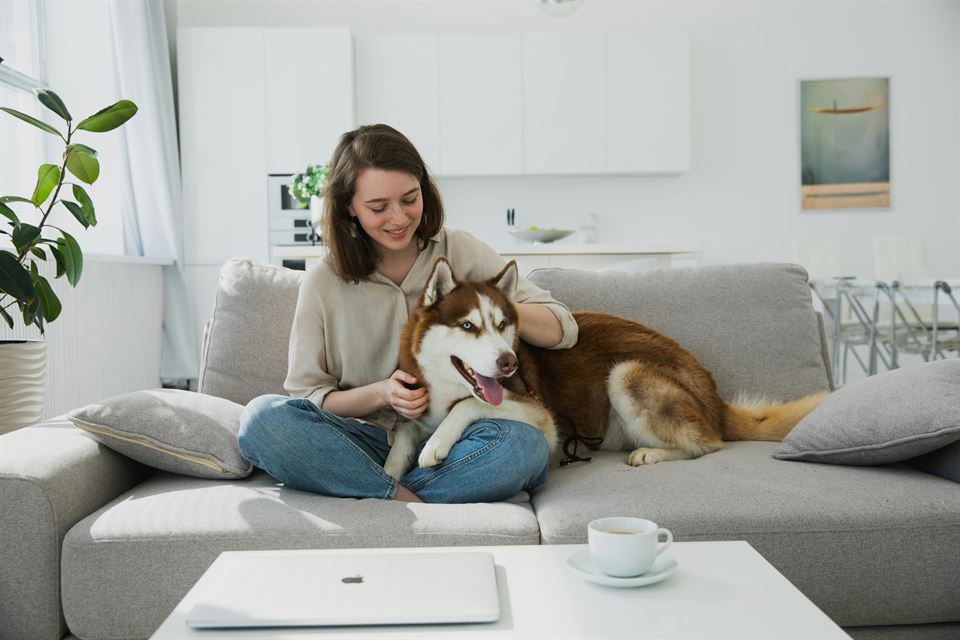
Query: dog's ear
421 257 457 308
492 260 519 301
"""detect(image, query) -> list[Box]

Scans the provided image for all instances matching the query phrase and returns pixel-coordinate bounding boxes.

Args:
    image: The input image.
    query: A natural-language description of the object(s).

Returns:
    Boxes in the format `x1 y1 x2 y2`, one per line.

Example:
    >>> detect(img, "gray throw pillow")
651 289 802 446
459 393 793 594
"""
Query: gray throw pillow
774 359 960 465
906 439 960 483
68 389 252 479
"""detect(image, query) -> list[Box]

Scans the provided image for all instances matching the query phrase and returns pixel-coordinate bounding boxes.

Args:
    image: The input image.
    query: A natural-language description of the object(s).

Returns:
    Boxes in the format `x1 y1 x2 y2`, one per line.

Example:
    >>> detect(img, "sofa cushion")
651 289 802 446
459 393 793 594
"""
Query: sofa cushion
528 263 832 401
198 260 302 405
68 389 251 479
775 359 960 465
60 471 539 640
531 442 960 628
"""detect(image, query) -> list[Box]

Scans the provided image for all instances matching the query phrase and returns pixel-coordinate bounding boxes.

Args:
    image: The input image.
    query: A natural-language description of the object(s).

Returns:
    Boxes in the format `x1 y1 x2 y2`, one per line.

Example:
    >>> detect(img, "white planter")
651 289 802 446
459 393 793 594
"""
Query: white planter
0 340 46 434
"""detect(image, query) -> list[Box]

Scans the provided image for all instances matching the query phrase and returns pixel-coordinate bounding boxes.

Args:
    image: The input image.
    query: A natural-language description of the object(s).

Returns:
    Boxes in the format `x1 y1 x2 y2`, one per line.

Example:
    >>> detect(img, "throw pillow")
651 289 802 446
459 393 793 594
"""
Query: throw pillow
68 389 252 479
774 359 960 465
906 439 960 483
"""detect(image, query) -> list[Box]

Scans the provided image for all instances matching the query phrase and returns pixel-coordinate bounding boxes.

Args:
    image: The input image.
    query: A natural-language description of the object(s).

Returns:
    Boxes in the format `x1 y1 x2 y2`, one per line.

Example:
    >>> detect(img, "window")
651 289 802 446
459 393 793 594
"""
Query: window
0 0 47 206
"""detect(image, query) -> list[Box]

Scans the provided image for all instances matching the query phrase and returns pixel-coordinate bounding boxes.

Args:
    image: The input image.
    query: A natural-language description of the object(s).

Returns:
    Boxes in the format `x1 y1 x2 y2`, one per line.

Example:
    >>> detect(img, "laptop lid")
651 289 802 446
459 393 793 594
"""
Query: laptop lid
186 551 500 628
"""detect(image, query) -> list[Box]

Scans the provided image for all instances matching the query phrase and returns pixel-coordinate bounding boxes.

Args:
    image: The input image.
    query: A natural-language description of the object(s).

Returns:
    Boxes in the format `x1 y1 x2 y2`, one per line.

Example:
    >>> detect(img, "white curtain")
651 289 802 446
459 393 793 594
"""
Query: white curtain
107 0 197 380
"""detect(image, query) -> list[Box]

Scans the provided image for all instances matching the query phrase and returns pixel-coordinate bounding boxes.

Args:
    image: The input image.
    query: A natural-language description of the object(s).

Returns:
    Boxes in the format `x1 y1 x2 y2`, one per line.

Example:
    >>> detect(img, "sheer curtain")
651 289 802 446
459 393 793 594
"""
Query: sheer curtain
107 0 197 380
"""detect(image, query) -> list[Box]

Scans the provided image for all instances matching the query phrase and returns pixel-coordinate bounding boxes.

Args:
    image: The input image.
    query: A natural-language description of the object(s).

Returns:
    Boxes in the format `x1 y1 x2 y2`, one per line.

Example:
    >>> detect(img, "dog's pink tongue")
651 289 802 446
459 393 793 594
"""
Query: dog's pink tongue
474 373 503 406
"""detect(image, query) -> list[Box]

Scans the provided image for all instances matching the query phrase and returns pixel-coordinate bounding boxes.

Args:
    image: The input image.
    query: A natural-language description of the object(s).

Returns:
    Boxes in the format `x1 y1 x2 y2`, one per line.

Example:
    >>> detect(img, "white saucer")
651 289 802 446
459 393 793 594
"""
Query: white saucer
566 550 679 587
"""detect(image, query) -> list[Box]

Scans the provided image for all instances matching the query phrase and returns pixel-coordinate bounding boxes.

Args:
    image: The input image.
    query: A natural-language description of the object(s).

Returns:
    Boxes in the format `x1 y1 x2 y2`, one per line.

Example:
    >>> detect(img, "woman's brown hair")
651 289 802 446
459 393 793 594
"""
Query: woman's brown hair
321 124 445 283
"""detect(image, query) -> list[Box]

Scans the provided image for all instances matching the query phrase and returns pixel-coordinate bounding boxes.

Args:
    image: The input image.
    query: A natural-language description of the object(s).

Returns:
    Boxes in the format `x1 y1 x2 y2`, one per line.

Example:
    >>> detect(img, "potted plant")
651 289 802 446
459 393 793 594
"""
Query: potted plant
289 164 329 236
0 87 137 433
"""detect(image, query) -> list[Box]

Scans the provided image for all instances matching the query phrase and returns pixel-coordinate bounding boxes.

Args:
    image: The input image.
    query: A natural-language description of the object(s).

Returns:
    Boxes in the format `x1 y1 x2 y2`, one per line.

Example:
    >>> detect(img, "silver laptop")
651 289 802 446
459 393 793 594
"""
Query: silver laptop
185 550 500 628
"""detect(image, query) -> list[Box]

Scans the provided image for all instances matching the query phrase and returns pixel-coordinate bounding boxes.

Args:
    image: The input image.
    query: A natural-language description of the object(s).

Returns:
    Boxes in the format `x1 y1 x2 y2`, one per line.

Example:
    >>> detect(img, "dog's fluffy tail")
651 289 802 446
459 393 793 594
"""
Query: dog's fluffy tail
721 391 829 441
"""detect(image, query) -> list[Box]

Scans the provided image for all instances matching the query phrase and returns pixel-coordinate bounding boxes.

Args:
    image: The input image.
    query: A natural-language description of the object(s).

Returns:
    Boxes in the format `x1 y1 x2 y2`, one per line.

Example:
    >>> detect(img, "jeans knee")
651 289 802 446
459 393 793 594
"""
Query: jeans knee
238 394 293 455
472 420 549 474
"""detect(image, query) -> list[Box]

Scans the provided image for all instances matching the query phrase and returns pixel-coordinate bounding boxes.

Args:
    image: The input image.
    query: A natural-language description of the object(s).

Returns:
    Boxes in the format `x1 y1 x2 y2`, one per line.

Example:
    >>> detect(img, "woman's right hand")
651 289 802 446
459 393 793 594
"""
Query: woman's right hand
381 370 429 420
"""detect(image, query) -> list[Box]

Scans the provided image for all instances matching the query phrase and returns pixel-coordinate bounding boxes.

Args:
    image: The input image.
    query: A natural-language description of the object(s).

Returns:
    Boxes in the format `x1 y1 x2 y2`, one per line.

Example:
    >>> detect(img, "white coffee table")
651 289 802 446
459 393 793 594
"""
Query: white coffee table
151 541 849 639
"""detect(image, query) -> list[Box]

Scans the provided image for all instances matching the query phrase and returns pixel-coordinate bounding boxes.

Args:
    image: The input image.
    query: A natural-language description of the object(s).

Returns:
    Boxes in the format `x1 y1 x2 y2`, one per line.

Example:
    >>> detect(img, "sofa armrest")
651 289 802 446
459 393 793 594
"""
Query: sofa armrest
0 418 149 640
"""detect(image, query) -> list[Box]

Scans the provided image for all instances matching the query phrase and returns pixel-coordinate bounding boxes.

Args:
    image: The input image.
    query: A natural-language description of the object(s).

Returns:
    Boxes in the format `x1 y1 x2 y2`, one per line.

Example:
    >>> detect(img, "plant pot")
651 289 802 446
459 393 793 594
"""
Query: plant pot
0 339 46 434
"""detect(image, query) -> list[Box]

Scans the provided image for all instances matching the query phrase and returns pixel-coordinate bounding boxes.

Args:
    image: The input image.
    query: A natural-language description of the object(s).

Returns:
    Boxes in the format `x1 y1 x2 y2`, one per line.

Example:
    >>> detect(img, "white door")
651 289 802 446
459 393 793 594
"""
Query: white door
606 32 690 174
522 33 605 175
354 34 441 173
178 27 268 266
264 28 355 174
437 34 523 176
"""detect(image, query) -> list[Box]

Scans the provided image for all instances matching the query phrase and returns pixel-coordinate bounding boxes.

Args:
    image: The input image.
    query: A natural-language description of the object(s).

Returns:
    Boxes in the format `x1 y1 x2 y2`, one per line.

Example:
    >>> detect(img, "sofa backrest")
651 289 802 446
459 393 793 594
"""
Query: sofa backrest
528 263 832 401
199 260 831 406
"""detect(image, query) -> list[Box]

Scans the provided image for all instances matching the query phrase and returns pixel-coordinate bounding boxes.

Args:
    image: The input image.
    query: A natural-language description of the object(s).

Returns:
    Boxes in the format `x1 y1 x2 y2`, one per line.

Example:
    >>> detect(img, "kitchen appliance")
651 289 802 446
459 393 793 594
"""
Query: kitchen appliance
268 173 324 270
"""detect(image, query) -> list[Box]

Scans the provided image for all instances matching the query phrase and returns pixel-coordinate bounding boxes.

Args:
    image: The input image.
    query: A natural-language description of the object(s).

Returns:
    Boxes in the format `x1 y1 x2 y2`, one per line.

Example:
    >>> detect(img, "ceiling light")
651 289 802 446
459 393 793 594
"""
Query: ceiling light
538 0 584 18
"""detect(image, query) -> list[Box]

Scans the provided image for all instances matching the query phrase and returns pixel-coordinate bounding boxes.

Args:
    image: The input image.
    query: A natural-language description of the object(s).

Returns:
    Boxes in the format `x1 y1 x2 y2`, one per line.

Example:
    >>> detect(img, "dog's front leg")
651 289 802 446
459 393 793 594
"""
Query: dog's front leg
384 421 424 481
418 400 485 468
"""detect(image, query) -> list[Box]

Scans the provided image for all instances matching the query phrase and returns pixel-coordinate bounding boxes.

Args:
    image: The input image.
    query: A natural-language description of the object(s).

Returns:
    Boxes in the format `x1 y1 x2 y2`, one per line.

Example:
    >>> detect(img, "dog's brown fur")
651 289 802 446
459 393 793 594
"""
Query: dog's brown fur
393 258 828 468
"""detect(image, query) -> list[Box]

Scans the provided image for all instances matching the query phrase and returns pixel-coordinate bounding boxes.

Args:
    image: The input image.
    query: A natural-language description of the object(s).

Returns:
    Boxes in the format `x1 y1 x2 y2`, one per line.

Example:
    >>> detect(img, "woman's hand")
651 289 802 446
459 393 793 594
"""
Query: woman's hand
381 370 429 419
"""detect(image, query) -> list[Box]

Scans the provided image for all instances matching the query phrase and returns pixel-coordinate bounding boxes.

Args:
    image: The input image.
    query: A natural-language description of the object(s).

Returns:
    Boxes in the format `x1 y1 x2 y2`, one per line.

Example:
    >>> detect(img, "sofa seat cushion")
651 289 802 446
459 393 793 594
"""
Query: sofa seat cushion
532 442 960 628
61 471 539 640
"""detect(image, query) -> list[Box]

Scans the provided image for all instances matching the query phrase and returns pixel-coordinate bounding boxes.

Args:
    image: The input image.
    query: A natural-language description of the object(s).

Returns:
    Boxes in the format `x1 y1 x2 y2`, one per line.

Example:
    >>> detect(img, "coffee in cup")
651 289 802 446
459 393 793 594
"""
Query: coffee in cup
587 517 673 577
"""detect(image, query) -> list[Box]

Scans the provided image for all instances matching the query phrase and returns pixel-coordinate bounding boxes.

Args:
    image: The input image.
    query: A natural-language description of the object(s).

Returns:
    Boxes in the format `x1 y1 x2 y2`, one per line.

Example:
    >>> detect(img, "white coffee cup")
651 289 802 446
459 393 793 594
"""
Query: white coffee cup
587 517 673 577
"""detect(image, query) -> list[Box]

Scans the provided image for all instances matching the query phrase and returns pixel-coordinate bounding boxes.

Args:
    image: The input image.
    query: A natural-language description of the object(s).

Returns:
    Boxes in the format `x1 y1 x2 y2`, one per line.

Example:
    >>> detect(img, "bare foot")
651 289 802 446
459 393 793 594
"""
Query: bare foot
394 485 423 503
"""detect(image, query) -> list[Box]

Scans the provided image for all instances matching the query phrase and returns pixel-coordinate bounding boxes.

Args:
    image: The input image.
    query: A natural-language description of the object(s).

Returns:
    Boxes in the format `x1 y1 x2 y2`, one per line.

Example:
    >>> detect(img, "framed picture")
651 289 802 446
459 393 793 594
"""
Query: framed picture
799 77 890 211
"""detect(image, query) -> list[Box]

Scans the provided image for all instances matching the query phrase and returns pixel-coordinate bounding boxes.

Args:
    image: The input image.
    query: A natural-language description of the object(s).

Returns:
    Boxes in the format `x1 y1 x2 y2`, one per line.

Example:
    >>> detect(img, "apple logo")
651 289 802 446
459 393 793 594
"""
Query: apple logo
341 575 364 584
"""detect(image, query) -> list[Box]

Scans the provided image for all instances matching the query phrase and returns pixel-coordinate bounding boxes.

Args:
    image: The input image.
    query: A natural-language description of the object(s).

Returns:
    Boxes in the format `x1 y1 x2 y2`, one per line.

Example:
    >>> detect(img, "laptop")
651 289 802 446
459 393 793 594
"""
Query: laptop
185 550 500 628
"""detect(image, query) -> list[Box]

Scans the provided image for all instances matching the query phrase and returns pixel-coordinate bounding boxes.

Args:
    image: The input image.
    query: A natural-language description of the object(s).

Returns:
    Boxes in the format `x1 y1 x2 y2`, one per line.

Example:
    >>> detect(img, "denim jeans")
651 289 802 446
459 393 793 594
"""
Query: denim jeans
238 394 550 503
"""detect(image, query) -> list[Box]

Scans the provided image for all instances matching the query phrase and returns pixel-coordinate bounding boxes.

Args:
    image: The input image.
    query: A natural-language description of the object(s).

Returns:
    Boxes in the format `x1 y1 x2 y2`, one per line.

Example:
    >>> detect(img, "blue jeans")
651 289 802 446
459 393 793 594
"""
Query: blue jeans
238 395 550 503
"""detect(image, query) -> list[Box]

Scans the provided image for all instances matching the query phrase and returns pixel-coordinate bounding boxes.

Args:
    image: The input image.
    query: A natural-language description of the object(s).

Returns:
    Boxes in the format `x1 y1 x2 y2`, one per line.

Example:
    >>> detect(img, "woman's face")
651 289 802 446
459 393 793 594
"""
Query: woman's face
348 168 423 255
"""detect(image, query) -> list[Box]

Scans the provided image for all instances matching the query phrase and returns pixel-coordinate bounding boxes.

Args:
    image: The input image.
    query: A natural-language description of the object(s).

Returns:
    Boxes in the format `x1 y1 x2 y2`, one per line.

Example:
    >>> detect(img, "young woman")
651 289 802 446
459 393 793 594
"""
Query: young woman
238 124 578 503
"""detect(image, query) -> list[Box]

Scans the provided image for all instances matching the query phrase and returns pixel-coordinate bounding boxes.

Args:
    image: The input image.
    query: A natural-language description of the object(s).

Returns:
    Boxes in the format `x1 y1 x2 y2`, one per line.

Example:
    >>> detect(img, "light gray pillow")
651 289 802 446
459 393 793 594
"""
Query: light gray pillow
774 359 960 465
68 389 252 479
906 439 960 483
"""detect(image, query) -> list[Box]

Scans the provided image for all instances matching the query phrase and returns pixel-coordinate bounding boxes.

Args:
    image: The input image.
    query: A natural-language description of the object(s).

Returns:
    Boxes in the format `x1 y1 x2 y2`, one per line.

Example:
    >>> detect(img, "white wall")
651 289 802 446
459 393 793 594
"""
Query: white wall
175 0 960 278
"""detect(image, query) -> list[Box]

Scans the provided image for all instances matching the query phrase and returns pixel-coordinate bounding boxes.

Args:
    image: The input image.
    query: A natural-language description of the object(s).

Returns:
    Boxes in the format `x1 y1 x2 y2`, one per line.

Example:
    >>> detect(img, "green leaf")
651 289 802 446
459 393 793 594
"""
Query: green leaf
0 196 36 205
0 201 19 225
34 273 61 322
0 249 34 302
0 107 63 138
0 304 13 330
76 99 138 132
22 293 41 330
65 147 100 184
56 231 83 286
72 184 97 226
31 164 61 206
50 245 66 278
61 200 89 229
35 89 72 121
31 246 46 260
12 223 41 251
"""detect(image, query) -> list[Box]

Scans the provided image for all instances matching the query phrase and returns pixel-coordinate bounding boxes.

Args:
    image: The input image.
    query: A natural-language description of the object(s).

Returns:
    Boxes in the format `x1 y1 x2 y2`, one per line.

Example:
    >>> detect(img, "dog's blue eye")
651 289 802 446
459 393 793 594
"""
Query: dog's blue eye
461 321 474 330
498 320 506 330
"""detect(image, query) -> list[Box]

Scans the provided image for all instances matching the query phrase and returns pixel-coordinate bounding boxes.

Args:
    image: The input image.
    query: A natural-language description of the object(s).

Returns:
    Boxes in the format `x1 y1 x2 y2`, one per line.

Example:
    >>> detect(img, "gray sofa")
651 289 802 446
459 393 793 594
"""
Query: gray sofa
2 260 958 640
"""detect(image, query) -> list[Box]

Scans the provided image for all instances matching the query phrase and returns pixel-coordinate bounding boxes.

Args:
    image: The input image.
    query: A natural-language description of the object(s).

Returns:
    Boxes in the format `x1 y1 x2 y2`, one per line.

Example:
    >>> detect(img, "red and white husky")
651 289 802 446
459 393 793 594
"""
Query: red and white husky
382 257 828 481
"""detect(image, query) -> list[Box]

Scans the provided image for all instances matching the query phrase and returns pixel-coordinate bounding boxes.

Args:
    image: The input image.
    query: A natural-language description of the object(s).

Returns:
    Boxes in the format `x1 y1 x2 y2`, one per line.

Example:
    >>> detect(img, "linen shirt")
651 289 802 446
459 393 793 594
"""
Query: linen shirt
284 228 579 431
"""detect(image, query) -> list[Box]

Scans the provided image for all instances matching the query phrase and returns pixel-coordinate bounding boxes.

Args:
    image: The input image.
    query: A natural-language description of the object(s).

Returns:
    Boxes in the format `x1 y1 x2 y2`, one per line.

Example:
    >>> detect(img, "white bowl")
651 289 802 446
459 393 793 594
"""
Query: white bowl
508 228 575 244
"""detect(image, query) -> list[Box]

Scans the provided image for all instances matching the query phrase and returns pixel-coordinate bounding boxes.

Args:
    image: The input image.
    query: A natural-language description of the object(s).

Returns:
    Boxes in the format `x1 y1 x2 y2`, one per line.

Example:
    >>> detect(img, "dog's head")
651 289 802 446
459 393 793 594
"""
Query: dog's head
401 257 520 406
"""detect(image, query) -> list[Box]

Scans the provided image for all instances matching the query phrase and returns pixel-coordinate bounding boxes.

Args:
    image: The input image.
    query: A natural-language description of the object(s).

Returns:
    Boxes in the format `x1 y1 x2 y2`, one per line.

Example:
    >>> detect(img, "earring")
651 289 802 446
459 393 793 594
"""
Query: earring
349 217 358 239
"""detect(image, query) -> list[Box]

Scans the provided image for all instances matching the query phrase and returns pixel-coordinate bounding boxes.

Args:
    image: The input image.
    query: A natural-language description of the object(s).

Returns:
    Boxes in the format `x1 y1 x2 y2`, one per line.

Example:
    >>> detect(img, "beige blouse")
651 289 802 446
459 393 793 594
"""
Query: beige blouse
284 228 579 431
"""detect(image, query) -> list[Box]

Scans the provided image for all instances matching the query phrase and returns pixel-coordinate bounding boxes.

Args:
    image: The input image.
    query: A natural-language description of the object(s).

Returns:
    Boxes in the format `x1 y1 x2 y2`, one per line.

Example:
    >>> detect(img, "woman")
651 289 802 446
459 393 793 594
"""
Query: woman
238 124 578 503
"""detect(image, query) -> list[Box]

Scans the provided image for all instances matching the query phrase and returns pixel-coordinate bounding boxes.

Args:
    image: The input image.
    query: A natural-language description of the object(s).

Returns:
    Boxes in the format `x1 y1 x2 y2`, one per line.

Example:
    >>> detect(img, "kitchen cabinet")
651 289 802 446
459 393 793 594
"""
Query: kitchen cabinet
264 28 354 174
606 32 690 173
178 27 268 266
498 243 702 277
522 34 606 175
437 34 523 176
354 34 441 173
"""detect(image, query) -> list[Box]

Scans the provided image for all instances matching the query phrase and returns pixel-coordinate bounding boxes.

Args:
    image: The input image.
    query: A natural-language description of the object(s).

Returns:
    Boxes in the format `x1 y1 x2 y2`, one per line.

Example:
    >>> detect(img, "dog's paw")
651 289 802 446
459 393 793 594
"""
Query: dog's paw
383 458 408 482
627 447 667 466
418 439 453 468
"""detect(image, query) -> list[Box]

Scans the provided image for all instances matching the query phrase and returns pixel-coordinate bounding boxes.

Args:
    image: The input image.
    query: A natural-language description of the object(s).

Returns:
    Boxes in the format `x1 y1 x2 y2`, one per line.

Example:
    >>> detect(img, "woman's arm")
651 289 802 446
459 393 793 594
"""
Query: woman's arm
516 302 564 348
321 370 428 420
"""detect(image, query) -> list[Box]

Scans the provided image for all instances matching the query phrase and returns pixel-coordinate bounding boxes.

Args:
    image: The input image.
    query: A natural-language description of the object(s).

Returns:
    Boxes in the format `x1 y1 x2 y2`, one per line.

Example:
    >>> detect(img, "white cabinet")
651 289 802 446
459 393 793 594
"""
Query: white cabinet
438 35 523 176
606 32 690 173
354 35 441 173
178 28 268 265
522 34 606 175
264 28 355 173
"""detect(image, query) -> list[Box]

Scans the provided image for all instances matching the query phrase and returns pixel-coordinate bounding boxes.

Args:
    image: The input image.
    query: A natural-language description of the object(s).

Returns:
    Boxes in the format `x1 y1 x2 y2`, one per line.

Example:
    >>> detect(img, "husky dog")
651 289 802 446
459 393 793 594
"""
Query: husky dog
382 257 828 480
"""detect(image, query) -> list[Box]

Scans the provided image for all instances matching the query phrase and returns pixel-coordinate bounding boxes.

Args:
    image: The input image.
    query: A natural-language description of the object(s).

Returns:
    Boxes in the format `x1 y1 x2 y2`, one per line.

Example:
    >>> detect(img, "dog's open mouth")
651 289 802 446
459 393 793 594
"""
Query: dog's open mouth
450 356 504 406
